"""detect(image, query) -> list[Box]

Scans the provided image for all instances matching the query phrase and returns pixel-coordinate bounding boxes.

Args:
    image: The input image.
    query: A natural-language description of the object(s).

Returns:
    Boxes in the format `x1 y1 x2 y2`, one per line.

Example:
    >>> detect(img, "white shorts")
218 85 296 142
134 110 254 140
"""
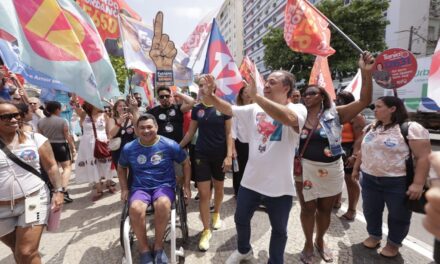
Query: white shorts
301 158 344 202
0 185 50 237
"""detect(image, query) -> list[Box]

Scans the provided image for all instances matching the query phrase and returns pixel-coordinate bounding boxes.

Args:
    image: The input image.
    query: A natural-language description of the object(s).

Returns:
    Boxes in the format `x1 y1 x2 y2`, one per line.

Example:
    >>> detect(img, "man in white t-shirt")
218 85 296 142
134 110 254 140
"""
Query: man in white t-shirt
202 71 307 264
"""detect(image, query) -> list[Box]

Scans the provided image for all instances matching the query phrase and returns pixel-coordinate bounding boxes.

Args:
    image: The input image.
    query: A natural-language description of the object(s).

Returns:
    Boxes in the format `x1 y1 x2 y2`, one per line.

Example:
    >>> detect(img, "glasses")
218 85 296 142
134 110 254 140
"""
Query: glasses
303 91 320 97
0 112 21 121
158 95 170 99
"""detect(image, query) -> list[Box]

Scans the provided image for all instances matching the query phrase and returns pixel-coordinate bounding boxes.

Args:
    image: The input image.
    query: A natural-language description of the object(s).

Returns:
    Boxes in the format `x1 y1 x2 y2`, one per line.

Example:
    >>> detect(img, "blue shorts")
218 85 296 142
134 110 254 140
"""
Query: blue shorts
129 187 175 206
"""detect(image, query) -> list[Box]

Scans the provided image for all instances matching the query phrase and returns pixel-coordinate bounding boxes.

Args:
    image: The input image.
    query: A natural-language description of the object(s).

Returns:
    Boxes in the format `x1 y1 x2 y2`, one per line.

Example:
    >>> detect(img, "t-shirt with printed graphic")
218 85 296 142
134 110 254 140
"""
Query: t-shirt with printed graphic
231 103 307 197
148 104 184 143
191 103 231 159
118 136 187 191
299 127 341 163
360 122 429 177
0 132 47 200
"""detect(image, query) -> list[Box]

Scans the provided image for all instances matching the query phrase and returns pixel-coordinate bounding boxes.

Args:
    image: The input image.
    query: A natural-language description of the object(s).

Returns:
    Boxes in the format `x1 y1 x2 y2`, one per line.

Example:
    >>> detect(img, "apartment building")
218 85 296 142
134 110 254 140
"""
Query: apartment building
216 0 244 63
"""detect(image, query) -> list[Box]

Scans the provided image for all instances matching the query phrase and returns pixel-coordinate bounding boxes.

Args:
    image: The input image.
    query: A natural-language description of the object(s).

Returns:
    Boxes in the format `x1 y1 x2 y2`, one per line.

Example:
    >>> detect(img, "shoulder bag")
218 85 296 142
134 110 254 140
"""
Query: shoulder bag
90 115 111 159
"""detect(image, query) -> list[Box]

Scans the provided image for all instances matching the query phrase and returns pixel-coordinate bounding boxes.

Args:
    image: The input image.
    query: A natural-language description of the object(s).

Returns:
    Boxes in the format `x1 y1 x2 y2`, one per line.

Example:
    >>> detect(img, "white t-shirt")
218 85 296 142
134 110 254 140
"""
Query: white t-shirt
0 132 48 200
232 103 307 196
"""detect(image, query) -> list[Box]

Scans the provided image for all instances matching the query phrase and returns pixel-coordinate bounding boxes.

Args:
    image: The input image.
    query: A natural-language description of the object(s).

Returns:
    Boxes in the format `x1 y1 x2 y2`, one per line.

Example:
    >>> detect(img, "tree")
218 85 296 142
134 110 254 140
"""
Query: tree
263 0 389 81
109 55 132 93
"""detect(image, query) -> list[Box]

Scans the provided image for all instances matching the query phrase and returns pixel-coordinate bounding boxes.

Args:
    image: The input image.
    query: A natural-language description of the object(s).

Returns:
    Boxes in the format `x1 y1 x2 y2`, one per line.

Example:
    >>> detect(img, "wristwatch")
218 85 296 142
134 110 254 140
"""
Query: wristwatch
52 187 66 193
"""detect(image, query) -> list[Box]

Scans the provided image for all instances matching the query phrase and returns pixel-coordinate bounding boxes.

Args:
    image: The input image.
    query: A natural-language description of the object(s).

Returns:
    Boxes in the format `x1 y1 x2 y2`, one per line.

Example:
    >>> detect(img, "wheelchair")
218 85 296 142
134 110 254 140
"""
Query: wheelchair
120 184 188 264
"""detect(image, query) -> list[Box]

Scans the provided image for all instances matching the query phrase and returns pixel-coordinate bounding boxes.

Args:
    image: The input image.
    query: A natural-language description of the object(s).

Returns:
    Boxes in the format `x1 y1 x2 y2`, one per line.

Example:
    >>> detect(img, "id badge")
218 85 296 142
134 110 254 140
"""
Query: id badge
24 195 41 224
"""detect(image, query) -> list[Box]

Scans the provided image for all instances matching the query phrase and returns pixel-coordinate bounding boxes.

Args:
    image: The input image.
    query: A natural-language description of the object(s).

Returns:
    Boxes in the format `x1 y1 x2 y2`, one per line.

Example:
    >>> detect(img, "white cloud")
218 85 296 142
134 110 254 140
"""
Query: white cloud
173 7 204 19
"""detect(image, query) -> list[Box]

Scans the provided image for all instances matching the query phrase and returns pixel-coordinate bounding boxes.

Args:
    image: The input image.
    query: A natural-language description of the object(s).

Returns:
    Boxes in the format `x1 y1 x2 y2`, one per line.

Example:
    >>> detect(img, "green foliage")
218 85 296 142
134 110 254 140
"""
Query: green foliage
109 55 132 93
263 0 389 80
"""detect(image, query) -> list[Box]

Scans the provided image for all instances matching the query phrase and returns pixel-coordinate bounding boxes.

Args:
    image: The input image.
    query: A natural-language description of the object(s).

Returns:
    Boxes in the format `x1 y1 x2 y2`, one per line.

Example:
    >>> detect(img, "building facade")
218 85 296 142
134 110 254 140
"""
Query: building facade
216 0 244 64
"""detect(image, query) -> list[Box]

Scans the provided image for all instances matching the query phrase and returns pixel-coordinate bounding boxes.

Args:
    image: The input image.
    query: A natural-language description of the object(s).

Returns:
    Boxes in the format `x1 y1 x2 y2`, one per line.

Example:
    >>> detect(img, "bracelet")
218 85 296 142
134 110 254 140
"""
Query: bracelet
52 187 66 193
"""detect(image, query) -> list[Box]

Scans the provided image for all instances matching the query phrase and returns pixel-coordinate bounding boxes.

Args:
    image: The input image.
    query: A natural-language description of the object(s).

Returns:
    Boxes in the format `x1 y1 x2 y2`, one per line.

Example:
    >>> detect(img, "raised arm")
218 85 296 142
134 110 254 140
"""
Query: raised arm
175 91 195 113
337 52 375 123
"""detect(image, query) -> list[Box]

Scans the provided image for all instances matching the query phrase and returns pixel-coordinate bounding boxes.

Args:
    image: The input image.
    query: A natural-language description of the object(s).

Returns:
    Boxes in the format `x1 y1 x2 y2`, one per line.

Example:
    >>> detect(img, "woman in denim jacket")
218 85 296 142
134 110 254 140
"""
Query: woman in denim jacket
295 52 375 264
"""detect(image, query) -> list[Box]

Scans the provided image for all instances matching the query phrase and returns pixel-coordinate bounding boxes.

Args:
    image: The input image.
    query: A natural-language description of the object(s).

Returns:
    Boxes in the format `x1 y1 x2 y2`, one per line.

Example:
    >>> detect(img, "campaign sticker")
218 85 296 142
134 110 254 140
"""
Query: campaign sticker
197 109 205 118
137 154 147 164
169 109 176 116
159 113 166 120
384 138 398 148
150 152 163 165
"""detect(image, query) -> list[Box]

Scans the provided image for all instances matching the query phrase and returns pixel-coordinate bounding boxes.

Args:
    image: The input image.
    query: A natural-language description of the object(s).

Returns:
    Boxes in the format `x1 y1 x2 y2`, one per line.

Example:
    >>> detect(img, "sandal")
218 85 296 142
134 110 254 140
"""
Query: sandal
314 242 333 262
107 185 117 194
300 251 314 264
362 237 381 249
379 243 399 258
340 210 356 221
92 191 104 201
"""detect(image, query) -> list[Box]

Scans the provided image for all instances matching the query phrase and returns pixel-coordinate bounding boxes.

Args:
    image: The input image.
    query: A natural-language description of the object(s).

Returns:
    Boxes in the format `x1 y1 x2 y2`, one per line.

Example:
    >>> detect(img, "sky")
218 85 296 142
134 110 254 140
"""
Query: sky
125 0 221 48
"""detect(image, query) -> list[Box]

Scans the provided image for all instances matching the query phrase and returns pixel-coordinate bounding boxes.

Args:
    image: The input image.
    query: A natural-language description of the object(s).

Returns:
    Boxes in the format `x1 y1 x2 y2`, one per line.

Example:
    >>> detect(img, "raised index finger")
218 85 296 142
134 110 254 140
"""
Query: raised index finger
152 11 164 44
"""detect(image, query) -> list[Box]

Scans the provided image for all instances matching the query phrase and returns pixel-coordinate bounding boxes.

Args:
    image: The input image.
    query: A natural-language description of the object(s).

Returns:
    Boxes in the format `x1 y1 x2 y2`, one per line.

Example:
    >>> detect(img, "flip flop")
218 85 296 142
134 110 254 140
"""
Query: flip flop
362 238 381 249
340 211 356 221
300 251 314 264
314 242 333 262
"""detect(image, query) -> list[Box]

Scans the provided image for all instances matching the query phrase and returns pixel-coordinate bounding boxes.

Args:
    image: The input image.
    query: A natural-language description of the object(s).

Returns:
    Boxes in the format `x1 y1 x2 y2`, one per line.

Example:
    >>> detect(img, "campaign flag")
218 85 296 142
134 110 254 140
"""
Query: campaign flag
0 0 112 108
345 69 361 100
284 0 335 57
309 56 335 99
202 19 242 103
239 56 264 95
428 38 440 104
181 8 217 67
77 0 140 56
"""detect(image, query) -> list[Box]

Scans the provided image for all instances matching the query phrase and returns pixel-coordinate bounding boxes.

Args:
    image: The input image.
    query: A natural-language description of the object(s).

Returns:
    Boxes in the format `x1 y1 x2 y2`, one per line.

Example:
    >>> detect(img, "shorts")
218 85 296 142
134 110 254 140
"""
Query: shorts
0 185 50 237
193 156 225 182
129 187 175 206
51 142 71 163
342 142 354 173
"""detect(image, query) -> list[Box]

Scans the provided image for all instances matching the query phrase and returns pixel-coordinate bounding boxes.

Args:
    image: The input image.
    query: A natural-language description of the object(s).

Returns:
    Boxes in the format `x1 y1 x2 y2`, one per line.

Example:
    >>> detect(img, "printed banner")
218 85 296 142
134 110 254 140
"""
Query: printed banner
284 0 335 57
203 19 242 103
309 56 335 99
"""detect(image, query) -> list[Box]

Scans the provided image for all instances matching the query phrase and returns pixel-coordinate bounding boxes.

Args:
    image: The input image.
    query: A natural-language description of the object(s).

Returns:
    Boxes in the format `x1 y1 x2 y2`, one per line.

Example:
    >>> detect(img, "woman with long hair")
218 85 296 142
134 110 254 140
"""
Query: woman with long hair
296 53 374 263
38 101 75 203
0 100 63 263
74 101 113 201
180 74 233 252
353 96 431 257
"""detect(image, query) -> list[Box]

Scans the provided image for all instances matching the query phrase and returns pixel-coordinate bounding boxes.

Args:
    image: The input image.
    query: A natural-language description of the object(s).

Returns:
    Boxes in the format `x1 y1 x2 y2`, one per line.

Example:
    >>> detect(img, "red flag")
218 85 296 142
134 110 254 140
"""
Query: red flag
239 56 264 95
284 0 335 57
309 56 335 99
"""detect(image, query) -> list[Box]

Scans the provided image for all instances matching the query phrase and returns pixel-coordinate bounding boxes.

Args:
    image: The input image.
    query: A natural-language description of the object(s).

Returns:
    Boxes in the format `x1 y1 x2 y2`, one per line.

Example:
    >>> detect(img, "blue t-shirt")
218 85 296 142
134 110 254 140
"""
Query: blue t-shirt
191 103 231 158
118 136 187 191
0 86 11 101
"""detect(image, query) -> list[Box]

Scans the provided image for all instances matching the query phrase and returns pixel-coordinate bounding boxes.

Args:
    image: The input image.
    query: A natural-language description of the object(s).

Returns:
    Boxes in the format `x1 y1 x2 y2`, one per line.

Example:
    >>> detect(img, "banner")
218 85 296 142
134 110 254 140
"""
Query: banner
124 70 154 108
0 0 112 108
203 19 242 103
284 0 335 57
239 56 264 95
308 56 335 99
181 8 217 67
77 0 140 56
119 13 193 87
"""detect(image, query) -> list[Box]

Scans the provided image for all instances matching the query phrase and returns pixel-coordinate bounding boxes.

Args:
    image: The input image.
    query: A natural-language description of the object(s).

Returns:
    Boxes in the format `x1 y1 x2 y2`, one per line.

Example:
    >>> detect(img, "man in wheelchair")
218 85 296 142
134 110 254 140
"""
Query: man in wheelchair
118 114 191 264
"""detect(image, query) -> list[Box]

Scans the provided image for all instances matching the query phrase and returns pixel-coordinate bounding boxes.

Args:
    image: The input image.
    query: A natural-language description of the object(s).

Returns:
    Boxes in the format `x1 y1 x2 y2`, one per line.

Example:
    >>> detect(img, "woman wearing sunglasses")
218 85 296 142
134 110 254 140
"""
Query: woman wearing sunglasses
0 100 63 263
295 52 375 263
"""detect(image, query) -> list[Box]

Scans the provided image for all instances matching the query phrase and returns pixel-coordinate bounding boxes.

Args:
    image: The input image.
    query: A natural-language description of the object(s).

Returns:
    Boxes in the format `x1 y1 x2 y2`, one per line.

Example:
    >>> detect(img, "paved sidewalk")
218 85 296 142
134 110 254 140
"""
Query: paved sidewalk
0 176 434 264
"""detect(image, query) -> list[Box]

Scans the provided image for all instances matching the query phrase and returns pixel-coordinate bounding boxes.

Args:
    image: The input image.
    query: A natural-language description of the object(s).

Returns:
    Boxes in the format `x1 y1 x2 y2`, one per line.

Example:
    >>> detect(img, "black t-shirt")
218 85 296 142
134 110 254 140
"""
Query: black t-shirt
191 103 231 158
148 104 184 143
299 127 341 163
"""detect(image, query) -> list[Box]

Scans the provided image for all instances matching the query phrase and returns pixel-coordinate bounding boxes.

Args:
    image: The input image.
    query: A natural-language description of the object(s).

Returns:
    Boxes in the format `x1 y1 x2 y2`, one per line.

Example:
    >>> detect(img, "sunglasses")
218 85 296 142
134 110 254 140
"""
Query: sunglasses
0 112 21 121
303 91 320 97
158 95 170 99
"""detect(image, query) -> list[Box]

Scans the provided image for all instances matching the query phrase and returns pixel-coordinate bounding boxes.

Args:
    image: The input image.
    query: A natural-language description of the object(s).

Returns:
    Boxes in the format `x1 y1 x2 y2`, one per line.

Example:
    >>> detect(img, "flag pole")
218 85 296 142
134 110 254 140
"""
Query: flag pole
305 0 363 54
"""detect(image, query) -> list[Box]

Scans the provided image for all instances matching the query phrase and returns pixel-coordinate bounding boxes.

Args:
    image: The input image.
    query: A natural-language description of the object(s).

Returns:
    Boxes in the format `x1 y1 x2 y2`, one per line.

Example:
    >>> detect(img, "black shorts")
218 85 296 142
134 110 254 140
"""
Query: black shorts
50 143 71 163
193 155 225 182
342 142 354 174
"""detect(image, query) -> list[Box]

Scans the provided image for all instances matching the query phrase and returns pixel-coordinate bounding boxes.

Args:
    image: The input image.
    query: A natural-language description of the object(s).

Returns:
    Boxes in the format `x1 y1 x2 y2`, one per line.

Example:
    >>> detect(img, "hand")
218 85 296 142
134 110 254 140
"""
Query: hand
222 156 232 173
345 156 356 168
351 170 360 181
244 72 257 100
117 113 128 125
149 11 177 70
358 51 375 72
121 189 129 201
51 192 64 211
204 74 216 97
127 95 138 108
183 185 191 205
423 187 440 238
407 182 425 200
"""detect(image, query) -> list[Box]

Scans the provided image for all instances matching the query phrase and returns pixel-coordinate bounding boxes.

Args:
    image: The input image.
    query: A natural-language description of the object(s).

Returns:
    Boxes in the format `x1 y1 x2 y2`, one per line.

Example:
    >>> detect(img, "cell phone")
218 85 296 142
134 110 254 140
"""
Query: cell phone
24 195 41 224
122 107 128 113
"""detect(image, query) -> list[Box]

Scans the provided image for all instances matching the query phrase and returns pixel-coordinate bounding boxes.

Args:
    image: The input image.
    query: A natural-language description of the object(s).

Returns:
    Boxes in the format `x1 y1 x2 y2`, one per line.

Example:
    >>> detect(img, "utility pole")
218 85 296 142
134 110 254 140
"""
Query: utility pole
408 26 414 51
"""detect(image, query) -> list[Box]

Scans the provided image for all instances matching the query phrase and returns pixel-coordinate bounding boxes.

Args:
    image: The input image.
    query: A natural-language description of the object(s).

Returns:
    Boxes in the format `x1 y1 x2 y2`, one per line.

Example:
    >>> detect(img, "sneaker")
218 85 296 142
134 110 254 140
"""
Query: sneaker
225 249 254 264
198 229 212 251
154 249 169 264
212 212 222 230
64 192 73 203
140 251 154 264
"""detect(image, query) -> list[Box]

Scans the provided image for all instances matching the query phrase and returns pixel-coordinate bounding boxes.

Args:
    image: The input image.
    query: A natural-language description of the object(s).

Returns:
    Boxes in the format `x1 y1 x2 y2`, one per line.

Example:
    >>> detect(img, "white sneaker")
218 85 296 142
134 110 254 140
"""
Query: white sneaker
225 249 253 264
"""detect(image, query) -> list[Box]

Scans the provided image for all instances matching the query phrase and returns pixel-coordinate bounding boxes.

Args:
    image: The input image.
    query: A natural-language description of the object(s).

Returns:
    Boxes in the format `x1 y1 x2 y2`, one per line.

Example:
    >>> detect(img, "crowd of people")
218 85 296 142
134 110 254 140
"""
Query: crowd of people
1 50 440 264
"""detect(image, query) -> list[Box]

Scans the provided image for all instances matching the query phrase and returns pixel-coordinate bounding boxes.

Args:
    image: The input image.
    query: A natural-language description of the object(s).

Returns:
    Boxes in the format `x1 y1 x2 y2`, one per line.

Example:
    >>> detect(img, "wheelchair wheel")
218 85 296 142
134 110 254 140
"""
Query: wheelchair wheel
176 187 189 243
119 202 135 250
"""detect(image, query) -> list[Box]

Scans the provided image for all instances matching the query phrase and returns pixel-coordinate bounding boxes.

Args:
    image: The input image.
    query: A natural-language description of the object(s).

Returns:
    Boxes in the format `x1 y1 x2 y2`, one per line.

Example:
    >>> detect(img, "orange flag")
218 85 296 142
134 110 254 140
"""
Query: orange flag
309 56 335 99
284 0 335 57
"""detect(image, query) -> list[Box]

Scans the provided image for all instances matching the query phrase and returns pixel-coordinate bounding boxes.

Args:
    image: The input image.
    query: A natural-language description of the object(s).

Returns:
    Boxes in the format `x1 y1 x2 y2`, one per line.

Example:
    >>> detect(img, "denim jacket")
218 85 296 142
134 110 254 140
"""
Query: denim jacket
319 103 343 156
